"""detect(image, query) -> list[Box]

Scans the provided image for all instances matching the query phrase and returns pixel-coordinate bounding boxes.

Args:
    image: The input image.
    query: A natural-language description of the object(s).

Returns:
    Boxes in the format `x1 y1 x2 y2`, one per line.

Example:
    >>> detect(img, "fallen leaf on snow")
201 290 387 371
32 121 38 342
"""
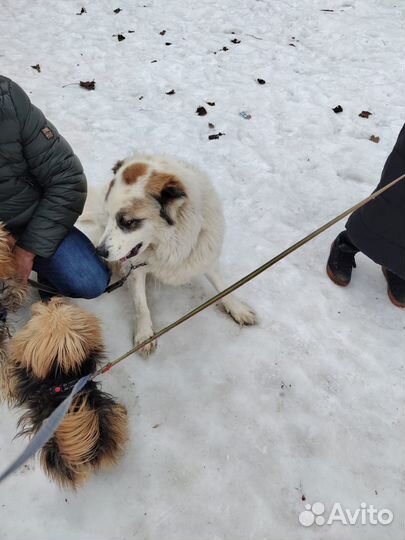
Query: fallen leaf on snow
359 110 372 118
166 89 175 95
76 7 87 15
208 122 215 129
31 64 41 72
231 38 241 44
160 30 166 35
332 105 343 113
206 101 216 106
208 132 225 140
370 135 380 143
80 80 96 90
113 8 122 13
196 106 207 116
116 34 126 41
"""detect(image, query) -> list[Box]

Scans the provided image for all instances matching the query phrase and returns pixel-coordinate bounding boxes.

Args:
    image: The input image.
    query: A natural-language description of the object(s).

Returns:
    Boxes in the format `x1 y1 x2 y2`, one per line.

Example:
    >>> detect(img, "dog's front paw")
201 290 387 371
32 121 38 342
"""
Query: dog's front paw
134 331 157 356
222 297 257 326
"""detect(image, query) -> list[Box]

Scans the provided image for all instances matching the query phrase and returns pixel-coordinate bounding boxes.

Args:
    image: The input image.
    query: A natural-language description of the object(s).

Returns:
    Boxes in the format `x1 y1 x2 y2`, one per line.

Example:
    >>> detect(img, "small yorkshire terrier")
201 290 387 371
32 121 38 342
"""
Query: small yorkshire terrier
0 222 27 380
0 223 128 489
2 298 129 488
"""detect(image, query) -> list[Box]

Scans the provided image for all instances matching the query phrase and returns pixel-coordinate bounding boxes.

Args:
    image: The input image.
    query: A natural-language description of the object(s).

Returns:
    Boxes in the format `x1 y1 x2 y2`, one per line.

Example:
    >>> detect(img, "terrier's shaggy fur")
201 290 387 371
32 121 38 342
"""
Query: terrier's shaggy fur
0 223 27 313
2 298 128 488
0 222 27 392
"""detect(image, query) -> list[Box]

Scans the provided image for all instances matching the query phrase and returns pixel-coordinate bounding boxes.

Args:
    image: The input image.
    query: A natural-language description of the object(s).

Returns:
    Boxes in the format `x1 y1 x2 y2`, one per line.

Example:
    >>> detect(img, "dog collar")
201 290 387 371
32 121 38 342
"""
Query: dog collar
49 379 86 399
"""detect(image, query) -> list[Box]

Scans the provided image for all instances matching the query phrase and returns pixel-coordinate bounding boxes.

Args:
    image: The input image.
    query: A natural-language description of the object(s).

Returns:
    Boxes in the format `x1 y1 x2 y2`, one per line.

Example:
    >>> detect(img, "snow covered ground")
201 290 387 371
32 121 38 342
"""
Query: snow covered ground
0 0 404 538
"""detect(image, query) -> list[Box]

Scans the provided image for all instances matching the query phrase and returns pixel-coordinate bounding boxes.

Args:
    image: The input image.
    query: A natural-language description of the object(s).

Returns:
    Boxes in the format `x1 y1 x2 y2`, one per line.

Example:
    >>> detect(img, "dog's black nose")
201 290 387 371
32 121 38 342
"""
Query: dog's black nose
96 244 109 259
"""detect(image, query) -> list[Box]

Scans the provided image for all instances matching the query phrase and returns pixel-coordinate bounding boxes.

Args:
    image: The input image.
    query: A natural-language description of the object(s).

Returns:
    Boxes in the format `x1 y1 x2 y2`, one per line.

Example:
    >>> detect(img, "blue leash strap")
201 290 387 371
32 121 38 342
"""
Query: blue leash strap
0 374 91 484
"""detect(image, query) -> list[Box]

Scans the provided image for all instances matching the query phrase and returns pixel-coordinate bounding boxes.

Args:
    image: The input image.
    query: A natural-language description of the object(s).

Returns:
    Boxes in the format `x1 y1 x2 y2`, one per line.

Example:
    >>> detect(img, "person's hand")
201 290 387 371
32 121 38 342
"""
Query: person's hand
13 246 35 284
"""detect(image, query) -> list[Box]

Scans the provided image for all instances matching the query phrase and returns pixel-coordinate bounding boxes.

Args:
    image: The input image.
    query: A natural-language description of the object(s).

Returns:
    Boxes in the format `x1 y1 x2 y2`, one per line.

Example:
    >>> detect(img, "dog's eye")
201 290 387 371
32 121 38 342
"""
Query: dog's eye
117 214 144 231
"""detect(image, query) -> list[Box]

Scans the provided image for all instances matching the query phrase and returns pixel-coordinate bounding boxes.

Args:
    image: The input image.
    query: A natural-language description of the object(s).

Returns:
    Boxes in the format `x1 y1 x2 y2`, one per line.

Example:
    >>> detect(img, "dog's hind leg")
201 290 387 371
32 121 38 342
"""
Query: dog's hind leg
128 269 157 356
205 266 257 326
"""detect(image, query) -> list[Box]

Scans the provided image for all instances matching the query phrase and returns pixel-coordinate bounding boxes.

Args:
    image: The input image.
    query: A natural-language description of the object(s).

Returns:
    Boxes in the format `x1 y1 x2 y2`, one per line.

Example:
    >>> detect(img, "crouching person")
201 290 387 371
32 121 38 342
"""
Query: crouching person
0 75 110 299
327 123 405 307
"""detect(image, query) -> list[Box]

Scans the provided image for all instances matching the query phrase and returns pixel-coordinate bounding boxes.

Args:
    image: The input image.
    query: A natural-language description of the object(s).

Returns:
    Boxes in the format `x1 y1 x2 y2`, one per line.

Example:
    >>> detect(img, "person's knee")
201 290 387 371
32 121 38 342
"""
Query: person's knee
78 282 107 299
68 270 110 299
34 227 111 299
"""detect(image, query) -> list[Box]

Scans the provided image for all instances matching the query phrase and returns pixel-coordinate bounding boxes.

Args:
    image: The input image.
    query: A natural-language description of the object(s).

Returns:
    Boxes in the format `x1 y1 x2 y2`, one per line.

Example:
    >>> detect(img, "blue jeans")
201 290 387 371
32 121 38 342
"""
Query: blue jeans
33 228 111 299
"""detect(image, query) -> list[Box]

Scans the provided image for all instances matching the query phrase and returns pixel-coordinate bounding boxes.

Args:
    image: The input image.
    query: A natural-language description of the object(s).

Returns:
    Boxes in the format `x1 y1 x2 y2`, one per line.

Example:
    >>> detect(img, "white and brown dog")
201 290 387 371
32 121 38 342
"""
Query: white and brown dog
96 155 256 355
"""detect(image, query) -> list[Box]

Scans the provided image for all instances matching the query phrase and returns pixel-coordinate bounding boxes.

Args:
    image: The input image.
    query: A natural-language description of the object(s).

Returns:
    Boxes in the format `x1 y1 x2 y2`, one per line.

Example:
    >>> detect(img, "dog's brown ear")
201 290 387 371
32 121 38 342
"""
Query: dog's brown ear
147 172 186 225
112 160 124 175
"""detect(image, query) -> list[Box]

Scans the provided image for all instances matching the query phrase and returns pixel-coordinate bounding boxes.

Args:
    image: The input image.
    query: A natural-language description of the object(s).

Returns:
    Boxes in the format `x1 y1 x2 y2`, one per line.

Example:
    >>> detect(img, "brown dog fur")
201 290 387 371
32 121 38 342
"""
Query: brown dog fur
0 223 27 311
9 299 104 379
2 298 129 489
0 223 16 280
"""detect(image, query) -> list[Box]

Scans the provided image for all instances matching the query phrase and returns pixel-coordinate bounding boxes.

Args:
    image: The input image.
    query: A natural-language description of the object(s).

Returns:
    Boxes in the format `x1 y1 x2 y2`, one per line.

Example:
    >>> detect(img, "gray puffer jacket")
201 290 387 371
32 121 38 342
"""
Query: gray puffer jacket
0 75 87 258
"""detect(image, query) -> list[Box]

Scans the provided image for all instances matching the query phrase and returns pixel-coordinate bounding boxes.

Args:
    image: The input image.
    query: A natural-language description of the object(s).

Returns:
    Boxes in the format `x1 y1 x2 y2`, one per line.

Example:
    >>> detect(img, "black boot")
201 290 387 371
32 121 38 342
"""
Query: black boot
382 268 405 308
327 232 358 287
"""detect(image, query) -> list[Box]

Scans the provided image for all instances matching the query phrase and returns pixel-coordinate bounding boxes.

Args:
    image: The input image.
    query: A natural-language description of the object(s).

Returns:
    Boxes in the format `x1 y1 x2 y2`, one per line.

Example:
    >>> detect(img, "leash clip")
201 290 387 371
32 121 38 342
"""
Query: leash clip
106 262 147 293
49 379 81 399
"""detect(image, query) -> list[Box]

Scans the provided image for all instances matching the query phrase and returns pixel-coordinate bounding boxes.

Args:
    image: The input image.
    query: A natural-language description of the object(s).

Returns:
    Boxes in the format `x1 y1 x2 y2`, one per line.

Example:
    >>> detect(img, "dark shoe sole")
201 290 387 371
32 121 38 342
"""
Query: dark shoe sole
382 268 405 308
326 263 350 287
326 240 352 287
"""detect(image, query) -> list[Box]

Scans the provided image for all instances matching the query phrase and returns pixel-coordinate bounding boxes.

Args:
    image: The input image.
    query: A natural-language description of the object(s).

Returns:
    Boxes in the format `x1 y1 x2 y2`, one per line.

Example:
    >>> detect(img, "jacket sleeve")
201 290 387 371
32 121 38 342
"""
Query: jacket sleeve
9 80 87 258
